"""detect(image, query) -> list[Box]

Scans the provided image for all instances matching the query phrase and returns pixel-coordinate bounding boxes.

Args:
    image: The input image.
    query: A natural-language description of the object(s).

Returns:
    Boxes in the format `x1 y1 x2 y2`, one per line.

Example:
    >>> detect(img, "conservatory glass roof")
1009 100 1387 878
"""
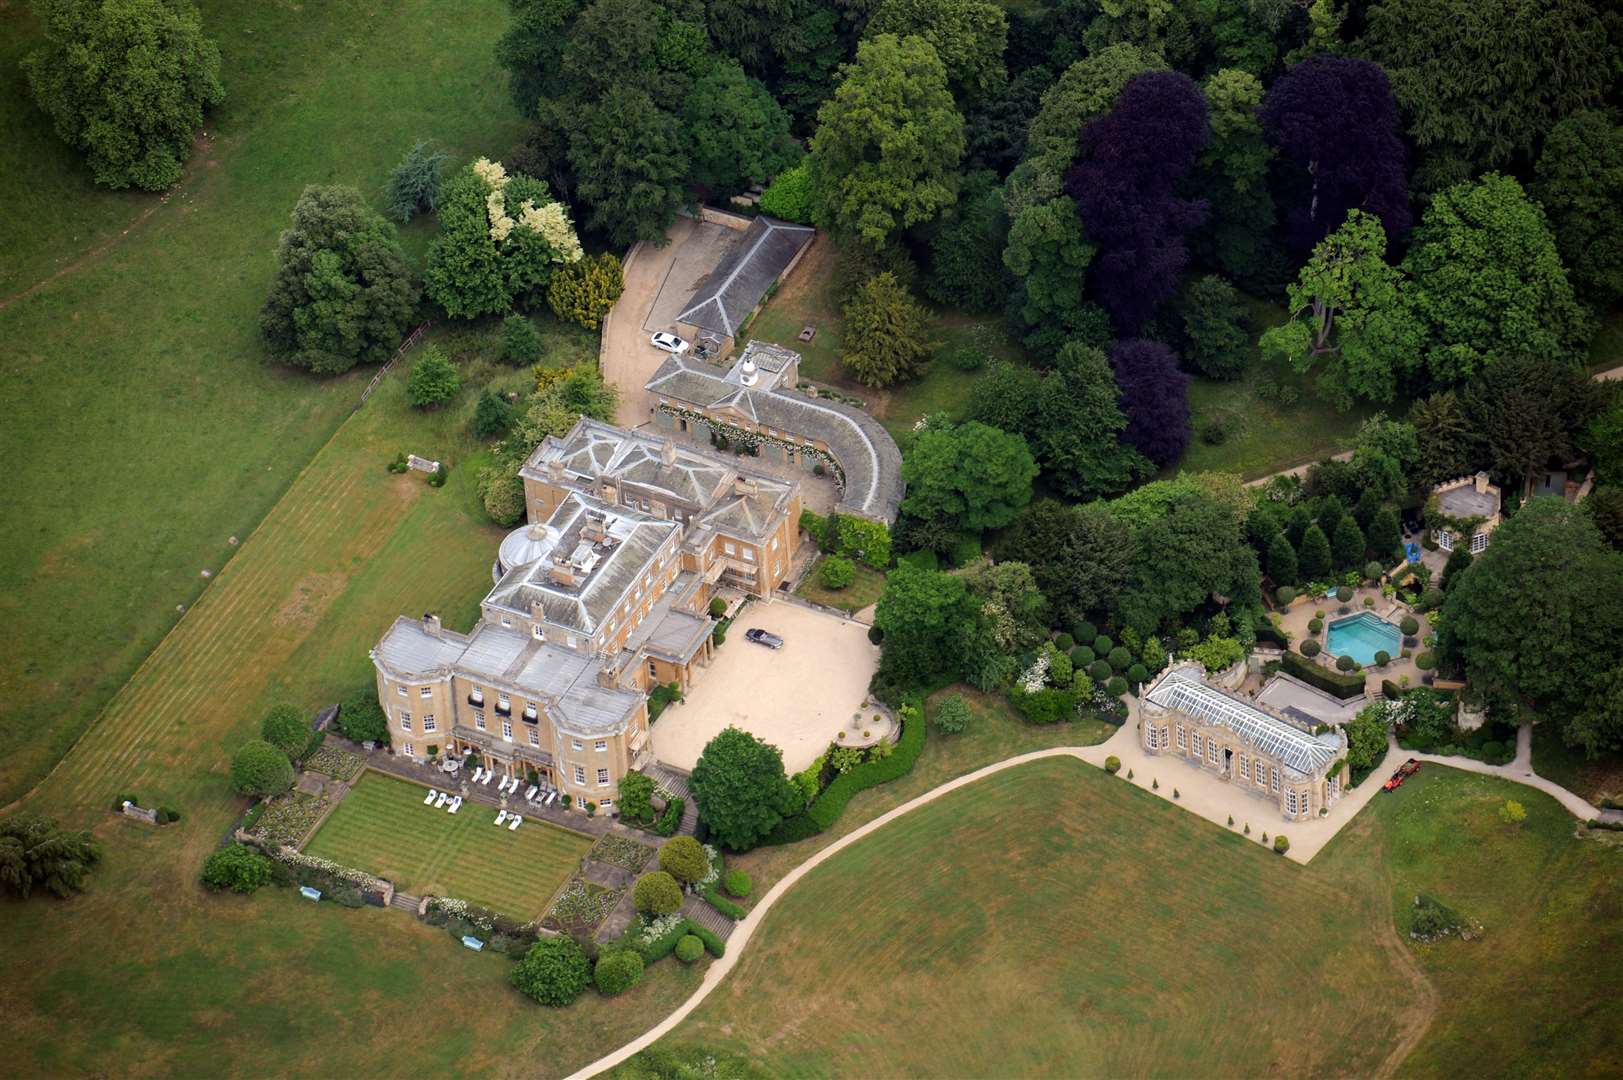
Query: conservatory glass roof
1145 669 1341 779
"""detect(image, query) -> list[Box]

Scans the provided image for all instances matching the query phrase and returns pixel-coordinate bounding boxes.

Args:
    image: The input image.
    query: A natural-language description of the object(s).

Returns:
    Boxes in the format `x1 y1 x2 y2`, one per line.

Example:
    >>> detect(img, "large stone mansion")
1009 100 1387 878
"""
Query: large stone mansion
368 418 803 812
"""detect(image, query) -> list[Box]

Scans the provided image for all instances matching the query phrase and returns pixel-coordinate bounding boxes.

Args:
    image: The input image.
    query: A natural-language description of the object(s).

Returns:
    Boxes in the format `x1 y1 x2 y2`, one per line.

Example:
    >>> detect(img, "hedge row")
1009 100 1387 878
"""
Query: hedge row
634 916 726 964
702 887 746 920
1254 619 1289 648
1279 651 1366 700
1381 679 1457 704
763 696 926 845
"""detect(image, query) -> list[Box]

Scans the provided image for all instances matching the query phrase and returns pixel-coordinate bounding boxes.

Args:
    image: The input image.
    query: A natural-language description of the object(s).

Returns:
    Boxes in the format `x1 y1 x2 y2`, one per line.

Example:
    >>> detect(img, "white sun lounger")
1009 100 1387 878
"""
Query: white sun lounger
434 791 449 808
423 788 438 805
508 815 523 831
499 776 512 793
544 791 558 807
525 785 539 800
471 766 485 783
494 810 508 825
482 770 495 786
448 796 462 813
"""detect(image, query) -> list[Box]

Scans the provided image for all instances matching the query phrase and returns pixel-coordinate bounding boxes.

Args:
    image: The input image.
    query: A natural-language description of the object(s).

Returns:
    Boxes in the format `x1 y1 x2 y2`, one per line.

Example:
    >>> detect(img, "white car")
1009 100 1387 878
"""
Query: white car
650 331 689 354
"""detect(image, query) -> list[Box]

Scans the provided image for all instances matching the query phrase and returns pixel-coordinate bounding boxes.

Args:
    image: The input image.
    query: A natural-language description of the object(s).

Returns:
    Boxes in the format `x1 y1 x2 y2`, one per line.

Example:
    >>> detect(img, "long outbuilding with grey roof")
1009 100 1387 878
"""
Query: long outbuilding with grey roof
675 217 816 339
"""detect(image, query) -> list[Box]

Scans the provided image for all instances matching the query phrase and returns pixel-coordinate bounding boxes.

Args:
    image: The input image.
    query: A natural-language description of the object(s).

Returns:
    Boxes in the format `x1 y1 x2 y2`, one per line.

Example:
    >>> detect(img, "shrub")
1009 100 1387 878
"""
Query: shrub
406 346 460 409
674 934 705 963
1073 620 1097 644
709 596 728 619
659 836 708 885
1335 654 1357 671
1301 639 1322 658
867 625 884 644
1400 615 1420 636
547 252 623 329
512 937 592 1007
633 871 683 915
337 688 390 745
229 740 294 798
594 949 644 996
1104 756 1121 774
723 869 752 898
158 805 181 824
654 797 684 836
617 772 656 823
260 704 308 758
1092 635 1114 655
500 314 545 366
932 693 971 735
1054 632 1075 651
1373 650 1391 667
819 555 856 590
1107 646 1132 672
1273 835 1290 855
942 342 988 371
201 843 273 894
764 698 927 844
1335 586 1353 603
1416 651 1436 671
758 160 812 222
1308 618 1324 635
1106 675 1128 697
1363 559 1386 581
1280 650 1366 698
1419 587 1445 611
1071 646 1095 666
1275 586 1297 605
1087 659 1112 683
1127 663 1149 685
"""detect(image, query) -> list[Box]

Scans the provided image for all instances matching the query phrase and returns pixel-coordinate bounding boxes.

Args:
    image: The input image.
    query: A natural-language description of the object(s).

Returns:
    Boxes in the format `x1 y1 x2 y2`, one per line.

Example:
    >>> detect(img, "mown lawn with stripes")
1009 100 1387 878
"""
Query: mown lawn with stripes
306 772 592 918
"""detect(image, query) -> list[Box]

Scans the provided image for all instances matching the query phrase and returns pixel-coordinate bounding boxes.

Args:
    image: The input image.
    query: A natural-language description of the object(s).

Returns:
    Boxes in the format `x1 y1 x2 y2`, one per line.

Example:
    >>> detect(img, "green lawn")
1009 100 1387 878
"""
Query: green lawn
627 763 1623 1078
794 556 886 612
0 0 530 806
305 771 593 917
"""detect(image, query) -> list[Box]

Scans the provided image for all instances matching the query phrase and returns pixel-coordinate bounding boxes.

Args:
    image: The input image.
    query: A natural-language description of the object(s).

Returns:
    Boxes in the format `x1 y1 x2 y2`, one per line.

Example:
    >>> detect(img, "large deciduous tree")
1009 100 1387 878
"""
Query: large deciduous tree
1113 490 1261 636
682 60 799 198
0 813 100 899
1533 110 1623 308
495 0 582 116
996 500 1134 625
807 34 965 247
1259 55 1411 253
23 0 223 190
259 186 419 375
1109 339 1190 469
690 727 800 850
874 563 984 685
1194 68 1277 285
839 272 935 388
901 421 1038 534
568 86 689 247
1000 197 1099 350
229 740 294 798
865 0 1007 104
1401 173 1591 386
925 172 1010 313
1359 0 1611 188
1441 498 1623 733
1461 355 1602 500
1177 275 1249 380
1067 71 1210 334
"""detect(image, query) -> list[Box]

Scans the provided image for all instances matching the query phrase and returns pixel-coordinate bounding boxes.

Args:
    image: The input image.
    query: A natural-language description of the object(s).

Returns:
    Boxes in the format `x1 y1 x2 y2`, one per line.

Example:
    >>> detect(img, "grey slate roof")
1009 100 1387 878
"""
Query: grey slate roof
645 349 904 522
1436 480 1500 520
1144 666 1343 780
676 217 815 338
372 617 468 677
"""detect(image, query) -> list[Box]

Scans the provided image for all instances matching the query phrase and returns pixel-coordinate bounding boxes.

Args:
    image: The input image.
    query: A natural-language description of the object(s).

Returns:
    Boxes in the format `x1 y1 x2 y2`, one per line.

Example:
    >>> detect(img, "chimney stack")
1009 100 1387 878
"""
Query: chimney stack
422 613 442 635
661 438 677 466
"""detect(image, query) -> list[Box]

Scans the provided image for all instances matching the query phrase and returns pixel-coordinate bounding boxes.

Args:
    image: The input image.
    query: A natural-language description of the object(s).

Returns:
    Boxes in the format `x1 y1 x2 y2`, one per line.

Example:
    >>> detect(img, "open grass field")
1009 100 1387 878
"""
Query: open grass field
0 0 531 806
629 762 1623 1078
305 771 594 918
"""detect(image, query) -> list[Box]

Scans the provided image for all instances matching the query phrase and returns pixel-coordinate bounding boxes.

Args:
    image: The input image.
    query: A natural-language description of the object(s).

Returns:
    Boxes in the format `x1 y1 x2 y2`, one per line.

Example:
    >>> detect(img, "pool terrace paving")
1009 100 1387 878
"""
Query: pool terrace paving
1273 585 1433 697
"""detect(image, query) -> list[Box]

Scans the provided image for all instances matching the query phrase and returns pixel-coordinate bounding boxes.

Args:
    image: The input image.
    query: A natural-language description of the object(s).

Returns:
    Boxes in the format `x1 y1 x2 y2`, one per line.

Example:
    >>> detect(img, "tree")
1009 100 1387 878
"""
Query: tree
1067 71 1210 333
1401 174 1592 385
1178 276 1249 380
1351 414 1420 503
1259 56 1411 252
932 693 972 735
682 60 798 197
840 273 935 388
1332 516 1366 570
901 421 1037 534
22 0 223 190
1462 355 1601 499
1298 523 1332 582
569 85 688 246
501 315 544 367
1410 391 1480 489
996 500 1133 625
511 937 592 1006
1359 0 1611 187
1345 703 1390 775
200 843 274 894
873 563 983 685
385 141 449 223
617 772 656 823
759 161 813 223
495 0 580 116
1367 507 1403 565
633 870 684 914
229 740 294 798
260 705 308 759
658 836 708 885
259 187 418 376
406 348 461 409
961 559 1048 653
547 253 624 330
925 173 1010 313
1586 487 1623 552
0 813 100 899
1534 111 1623 306
1566 662 1623 758
1266 532 1299 586
1114 490 1261 635
1439 545 1474 592
866 0 1007 104
1259 210 1418 405
1109 339 1190 468
594 950 644 995
1000 198 1099 349
338 688 390 746
1442 498 1623 727
689 727 799 850
807 34 965 246
1195 68 1277 284
424 167 512 318
1498 799 1527 827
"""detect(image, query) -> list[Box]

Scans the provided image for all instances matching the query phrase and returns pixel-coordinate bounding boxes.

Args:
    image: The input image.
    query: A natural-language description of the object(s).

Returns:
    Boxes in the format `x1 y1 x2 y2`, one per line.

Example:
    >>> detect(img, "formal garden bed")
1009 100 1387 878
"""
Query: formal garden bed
542 876 624 936
249 791 328 847
589 834 656 874
304 745 363 781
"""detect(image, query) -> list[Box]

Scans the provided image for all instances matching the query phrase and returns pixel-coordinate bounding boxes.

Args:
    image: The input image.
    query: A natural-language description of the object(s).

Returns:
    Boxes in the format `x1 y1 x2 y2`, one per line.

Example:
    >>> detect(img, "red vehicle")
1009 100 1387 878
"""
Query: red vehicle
1382 758 1422 792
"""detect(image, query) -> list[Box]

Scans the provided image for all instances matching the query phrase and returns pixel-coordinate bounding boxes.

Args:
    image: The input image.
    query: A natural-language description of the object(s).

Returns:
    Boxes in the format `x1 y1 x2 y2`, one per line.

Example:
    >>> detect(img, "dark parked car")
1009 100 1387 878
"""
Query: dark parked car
744 628 784 649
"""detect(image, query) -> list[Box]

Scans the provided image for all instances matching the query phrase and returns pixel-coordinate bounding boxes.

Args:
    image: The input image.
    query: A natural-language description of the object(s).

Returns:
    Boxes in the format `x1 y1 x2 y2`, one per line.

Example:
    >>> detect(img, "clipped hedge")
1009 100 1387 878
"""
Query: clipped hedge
763 697 926 845
1280 650 1366 699
1254 619 1289 647
702 888 746 920
634 916 726 964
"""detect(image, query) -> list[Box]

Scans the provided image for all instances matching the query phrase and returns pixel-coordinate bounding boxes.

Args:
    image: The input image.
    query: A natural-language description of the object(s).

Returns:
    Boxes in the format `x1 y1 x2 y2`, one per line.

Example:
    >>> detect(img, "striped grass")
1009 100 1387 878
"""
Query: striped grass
305 772 593 919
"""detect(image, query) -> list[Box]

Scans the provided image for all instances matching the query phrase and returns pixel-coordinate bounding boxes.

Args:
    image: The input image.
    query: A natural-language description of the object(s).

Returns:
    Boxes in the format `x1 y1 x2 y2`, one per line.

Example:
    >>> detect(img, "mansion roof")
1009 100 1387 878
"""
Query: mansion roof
1144 667 1343 779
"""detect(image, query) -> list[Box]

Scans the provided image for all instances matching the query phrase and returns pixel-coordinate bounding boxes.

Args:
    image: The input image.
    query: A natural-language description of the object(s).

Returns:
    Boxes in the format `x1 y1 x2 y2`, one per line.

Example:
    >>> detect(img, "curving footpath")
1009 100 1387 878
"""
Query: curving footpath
565 723 1609 1079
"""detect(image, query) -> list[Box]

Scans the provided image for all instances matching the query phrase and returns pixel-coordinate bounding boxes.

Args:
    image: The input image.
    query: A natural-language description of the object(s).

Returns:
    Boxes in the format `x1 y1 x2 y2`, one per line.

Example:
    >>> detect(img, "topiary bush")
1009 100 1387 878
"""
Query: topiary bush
1087 659 1112 684
593 949 645 996
633 871 683 915
1106 675 1128 697
1107 646 1132 672
1374 650 1391 667
1308 617 1324 635
200 843 273 894
512 937 592 1007
674 934 705 963
1363 559 1385 581
867 624 884 644
659 836 708 885
229 740 294 798
819 555 856 590
1416 651 1436 670
1273 835 1290 855
1073 620 1097 645
1335 586 1353 603
1092 635 1114 655
1400 615 1420 636
1071 646 1095 667
1275 586 1297 605
1336 654 1357 671
1300 639 1322 658
1127 662 1148 685
723 869 752 898
709 596 728 619
1054 632 1075 652
1419 587 1445 611
1104 755 1121 774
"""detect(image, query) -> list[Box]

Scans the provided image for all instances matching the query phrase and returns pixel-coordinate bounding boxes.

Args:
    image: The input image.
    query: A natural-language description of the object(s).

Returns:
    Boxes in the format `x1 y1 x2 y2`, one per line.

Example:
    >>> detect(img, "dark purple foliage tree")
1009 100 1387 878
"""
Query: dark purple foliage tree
1260 56 1411 254
1109 338 1190 468
1066 71 1210 334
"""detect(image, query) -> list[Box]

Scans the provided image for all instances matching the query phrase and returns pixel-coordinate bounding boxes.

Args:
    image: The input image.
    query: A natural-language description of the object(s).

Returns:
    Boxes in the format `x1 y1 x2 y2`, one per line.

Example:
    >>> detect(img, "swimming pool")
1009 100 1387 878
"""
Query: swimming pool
1325 612 1402 666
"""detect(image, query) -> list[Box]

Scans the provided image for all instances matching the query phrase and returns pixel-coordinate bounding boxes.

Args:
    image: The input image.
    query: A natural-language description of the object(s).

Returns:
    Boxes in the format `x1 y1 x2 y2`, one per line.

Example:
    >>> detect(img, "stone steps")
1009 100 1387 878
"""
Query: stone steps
682 895 735 941
390 891 421 915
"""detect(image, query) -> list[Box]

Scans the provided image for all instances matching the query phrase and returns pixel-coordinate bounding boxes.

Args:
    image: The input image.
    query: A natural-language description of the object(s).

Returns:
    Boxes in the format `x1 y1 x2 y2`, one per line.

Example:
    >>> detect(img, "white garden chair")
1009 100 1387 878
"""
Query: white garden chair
471 766 485 783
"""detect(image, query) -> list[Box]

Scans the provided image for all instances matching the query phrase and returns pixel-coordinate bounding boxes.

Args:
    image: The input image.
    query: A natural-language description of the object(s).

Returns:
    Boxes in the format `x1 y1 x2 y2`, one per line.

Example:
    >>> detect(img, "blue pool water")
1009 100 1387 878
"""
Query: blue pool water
1326 612 1402 665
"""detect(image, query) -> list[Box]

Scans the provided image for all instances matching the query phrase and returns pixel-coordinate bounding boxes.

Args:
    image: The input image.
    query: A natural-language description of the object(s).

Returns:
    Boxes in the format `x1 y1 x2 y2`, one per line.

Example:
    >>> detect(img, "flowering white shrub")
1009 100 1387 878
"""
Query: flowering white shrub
522 200 584 263
487 190 515 242
471 157 509 190
638 912 685 946
273 848 385 891
698 844 721 890
1018 653 1051 693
